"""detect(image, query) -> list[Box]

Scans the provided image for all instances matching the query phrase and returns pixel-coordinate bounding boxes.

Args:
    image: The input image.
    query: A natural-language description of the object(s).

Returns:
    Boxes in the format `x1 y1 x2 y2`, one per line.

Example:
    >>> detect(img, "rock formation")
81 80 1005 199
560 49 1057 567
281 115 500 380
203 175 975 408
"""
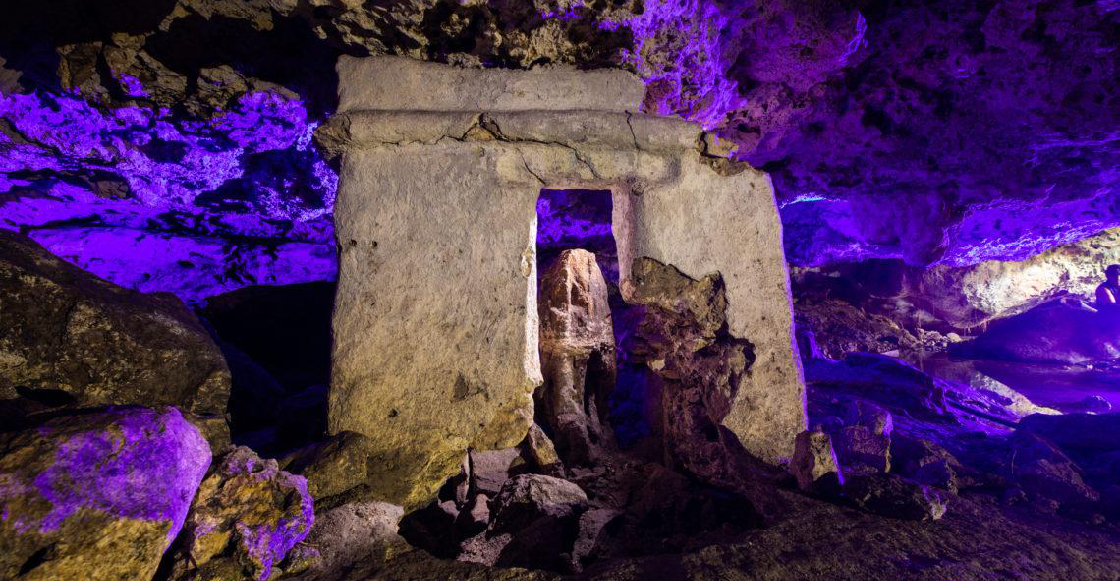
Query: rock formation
0 407 211 581
537 249 617 465
0 229 231 445
326 56 805 509
164 446 314 580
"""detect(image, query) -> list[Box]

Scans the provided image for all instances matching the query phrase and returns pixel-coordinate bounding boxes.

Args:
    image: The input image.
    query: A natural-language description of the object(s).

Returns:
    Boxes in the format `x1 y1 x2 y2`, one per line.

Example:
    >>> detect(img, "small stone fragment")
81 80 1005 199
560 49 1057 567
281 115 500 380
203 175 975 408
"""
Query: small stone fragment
790 428 843 496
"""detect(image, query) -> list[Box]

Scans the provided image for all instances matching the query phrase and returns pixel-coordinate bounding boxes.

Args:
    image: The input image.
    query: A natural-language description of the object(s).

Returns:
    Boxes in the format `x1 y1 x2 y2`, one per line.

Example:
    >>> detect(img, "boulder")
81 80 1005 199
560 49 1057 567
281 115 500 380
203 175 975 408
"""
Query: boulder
1006 431 1099 509
790 428 843 495
459 475 589 571
842 399 894 436
165 446 314 580
0 229 231 443
832 425 891 476
283 501 407 581
470 447 529 497
489 474 588 533
843 474 947 521
0 407 211 581
891 434 963 493
571 508 623 572
949 299 1120 364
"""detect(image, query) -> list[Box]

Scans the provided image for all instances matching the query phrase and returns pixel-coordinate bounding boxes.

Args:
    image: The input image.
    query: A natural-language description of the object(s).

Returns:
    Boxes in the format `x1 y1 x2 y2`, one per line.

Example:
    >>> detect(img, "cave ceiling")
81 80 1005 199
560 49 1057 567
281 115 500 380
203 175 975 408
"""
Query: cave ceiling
0 0 1116 300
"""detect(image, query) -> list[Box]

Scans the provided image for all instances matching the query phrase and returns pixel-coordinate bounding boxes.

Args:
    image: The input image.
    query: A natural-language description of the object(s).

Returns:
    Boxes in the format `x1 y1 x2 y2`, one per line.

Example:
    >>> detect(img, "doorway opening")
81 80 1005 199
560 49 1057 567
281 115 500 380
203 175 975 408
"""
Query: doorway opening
534 188 656 461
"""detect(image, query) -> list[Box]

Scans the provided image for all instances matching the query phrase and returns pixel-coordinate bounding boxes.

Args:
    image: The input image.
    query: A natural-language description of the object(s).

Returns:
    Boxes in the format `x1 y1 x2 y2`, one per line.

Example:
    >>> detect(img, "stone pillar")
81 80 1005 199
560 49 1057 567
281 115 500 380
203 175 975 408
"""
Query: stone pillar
321 56 806 509
537 249 616 465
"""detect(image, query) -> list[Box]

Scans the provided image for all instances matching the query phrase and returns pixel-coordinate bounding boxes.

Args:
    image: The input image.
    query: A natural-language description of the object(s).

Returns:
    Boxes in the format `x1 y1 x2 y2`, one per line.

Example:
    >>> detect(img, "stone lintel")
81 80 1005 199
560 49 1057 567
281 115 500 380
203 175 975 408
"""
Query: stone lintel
337 56 645 114
318 110 702 157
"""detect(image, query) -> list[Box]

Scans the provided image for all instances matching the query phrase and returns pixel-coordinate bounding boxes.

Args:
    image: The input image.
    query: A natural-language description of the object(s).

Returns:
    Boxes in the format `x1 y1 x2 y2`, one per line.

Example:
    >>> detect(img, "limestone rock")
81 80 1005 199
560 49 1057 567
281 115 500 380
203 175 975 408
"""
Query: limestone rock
842 399 894 436
0 407 211 581
490 474 588 533
329 56 805 510
284 501 407 581
167 446 314 580
843 473 948 522
1007 431 1100 508
460 474 590 571
521 423 562 473
538 249 617 465
790 428 843 495
281 431 376 501
0 230 232 443
621 258 786 507
832 425 891 476
891 434 963 493
470 447 529 497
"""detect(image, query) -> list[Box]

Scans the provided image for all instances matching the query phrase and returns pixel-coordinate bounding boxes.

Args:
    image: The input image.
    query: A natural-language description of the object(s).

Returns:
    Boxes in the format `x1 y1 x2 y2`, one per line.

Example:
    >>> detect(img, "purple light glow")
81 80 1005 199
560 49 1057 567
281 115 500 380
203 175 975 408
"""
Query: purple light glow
217 449 314 580
0 407 211 546
0 87 338 300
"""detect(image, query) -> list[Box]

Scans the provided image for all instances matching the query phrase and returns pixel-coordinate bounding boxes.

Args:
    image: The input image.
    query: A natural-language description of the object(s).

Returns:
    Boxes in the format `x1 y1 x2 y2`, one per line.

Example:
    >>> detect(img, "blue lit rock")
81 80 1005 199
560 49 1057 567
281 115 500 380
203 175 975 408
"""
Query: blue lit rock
0 407 212 581
165 446 314 581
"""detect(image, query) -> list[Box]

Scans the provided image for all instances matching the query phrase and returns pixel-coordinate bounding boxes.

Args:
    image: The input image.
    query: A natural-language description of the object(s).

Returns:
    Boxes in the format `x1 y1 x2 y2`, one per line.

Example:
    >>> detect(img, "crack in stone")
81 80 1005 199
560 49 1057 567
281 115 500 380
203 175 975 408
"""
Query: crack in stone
624 110 642 152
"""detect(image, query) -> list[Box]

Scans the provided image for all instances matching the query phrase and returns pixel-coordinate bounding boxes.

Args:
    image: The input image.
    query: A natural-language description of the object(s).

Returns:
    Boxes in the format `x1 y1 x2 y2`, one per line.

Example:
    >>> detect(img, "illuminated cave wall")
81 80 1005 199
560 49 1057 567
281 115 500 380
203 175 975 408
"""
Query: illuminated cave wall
0 0 1116 307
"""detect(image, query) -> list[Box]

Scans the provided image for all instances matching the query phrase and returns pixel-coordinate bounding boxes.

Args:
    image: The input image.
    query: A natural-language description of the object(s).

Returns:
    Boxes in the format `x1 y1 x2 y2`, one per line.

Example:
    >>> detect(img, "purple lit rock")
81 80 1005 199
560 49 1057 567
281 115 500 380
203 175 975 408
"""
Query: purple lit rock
0 229 231 443
0 407 211 581
167 446 314 581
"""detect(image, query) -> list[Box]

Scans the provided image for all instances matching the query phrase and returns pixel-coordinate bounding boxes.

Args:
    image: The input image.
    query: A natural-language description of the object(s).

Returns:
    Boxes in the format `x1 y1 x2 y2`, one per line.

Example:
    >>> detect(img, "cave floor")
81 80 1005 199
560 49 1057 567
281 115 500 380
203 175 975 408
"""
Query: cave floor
310 489 1120 581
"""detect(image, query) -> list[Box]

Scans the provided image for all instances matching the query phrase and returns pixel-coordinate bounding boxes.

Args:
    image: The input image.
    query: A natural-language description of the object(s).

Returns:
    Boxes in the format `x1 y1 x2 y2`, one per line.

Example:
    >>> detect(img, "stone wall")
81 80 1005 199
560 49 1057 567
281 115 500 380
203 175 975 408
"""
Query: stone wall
323 56 805 508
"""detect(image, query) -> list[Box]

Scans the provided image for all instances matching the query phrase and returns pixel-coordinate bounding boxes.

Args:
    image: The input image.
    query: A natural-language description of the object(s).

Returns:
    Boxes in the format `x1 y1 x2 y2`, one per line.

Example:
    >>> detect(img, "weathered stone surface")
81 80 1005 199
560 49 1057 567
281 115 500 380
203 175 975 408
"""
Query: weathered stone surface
1006 431 1099 509
329 56 805 508
843 474 947 522
167 446 314 580
284 501 407 581
281 431 376 501
538 249 616 465
469 447 528 497
0 407 211 581
832 425 891 476
790 428 842 495
337 55 645 114
521 423 562 473
795 297 923 361
0 229 231 441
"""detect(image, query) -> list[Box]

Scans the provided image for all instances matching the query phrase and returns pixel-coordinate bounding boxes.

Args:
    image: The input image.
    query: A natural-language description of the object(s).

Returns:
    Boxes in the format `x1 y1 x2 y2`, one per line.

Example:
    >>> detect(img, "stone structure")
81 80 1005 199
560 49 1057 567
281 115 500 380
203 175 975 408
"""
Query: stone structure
322 56 806 508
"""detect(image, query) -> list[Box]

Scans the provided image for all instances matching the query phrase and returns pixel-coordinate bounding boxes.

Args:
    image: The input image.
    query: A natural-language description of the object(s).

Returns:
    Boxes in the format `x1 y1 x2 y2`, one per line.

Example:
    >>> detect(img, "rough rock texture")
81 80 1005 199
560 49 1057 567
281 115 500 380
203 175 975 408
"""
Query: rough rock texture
280 431 376 502
795 297 923 361
620 257 788 500
0 407 211 581
832 425 891 476
0 229 231 441
842 474 947 522
790 428 842 495
328 56 804 509
285 501 407 581
166 446 314 581
537 249 616 465
0 0 1117 309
